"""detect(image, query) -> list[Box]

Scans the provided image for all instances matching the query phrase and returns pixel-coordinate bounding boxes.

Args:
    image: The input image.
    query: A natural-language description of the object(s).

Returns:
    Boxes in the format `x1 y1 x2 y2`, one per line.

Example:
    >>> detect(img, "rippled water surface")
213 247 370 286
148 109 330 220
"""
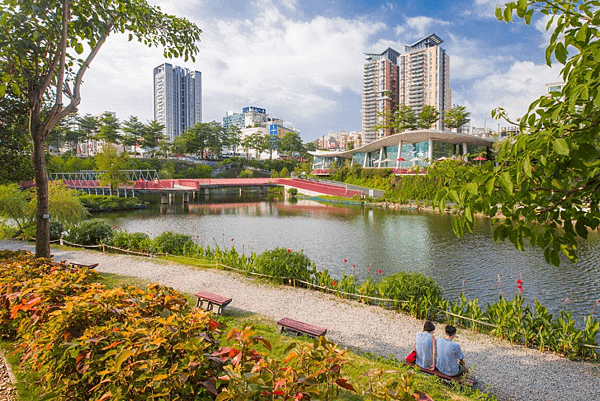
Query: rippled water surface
102 189 600 327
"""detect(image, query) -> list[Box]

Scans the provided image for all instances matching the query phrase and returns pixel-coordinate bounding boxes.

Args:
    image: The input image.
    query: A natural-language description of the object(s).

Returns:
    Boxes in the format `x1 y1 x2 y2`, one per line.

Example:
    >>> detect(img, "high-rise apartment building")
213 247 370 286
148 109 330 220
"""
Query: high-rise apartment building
399 34 450 130
153 63 202 142
362 48 400 144
361 34 451 143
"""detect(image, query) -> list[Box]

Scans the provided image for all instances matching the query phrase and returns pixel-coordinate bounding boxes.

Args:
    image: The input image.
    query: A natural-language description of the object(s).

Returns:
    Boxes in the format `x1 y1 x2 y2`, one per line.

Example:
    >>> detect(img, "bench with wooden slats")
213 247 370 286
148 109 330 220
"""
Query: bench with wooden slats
194 290 232 315
69 262 99 269
277 318 327 338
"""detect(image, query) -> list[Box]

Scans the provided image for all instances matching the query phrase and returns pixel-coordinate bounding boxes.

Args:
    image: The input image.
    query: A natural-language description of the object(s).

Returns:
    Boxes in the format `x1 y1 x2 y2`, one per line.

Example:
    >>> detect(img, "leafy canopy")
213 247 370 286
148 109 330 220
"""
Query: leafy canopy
0 0 202 257
432 0 600 266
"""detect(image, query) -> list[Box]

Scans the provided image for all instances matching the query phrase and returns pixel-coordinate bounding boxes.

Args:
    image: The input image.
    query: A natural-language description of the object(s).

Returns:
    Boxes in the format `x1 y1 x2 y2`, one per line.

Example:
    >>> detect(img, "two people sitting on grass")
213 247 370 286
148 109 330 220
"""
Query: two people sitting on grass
413 322 468 377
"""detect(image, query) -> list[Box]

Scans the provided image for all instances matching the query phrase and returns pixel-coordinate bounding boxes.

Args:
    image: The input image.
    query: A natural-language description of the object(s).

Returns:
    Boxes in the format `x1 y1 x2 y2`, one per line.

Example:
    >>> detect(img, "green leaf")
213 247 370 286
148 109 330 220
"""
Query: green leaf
10 83 20 96
553 138 570 156
575 221 588 239
548 248 560 267
114 350 134 371
452 216 464 238
523 157 532 178
555 42 567 64
499 172 513 194
575 143 599 162
495 6 503 20
525 9 533 25
485 176 496 195
466 182 478 195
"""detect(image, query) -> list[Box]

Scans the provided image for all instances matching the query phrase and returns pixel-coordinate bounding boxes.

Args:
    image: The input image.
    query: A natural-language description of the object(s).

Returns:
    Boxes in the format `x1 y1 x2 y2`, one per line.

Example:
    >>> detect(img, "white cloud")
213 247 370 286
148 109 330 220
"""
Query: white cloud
456 60 562 128
534 14 556 48
472 0 501 17
394 16 452 41
444 34 516 81
77 0 386 135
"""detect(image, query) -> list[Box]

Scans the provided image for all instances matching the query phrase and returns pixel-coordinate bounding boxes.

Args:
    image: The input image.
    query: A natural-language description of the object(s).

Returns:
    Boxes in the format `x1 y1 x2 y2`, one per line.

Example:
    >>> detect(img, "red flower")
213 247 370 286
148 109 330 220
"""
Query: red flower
344 259 347 263
378 270 382 274
231 238 234 241
352 264 355 268
287 248 291 253
331 280 337 286
196 236 200 238
113 225 117 229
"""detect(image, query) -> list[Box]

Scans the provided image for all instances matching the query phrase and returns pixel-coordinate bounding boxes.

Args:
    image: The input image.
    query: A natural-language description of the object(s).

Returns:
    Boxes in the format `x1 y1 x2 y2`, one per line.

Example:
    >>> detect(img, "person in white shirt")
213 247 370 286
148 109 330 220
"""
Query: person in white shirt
414 321 436 370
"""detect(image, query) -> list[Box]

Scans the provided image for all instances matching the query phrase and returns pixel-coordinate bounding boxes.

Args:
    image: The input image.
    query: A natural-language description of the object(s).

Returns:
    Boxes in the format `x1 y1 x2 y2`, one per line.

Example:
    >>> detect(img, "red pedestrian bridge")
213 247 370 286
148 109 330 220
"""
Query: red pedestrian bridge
46 176 365 202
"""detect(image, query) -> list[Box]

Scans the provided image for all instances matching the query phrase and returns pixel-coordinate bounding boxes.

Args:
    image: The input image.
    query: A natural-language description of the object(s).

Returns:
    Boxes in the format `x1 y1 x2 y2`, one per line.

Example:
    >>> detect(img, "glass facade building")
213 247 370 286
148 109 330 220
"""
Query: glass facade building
154 63 202 142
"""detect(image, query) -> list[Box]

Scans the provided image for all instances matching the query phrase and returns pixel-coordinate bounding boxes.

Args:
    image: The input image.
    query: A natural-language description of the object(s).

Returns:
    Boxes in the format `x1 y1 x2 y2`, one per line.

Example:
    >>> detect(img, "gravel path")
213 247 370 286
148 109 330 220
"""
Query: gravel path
1 240 599 400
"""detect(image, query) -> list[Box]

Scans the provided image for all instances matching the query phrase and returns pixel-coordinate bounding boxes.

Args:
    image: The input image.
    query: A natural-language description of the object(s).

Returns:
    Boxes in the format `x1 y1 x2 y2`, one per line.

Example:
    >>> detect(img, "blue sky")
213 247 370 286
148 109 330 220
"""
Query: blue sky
77 0 563 142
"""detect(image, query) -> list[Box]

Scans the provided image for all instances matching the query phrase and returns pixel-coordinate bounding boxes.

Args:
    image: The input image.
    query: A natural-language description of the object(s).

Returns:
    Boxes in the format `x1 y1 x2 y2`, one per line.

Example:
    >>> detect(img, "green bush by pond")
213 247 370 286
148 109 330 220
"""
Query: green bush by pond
77 194 146 212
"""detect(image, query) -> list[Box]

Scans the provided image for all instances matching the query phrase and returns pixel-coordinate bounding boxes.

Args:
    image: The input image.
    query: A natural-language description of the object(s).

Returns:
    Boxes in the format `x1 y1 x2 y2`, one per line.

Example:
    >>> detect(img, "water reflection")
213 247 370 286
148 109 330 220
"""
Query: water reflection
103 189 600 328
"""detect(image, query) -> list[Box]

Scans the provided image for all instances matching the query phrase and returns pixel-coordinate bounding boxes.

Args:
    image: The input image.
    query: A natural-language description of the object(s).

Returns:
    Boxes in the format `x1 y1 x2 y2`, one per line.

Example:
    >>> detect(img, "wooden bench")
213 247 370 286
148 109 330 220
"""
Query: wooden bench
69 262 99 269
277 318 327 338
406 362 474 387
194 291 232 315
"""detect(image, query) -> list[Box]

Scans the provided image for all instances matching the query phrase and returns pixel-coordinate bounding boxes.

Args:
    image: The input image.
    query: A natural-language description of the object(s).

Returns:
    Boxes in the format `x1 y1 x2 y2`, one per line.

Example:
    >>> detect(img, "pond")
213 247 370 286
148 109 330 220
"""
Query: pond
99 189 600 328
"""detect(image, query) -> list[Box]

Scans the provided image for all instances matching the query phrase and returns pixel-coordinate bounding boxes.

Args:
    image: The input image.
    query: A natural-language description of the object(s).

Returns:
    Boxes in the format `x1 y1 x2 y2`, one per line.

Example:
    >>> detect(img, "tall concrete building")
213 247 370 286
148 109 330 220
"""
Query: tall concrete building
362 48 400 144
399 34 450 130
361 34 451 143
153 63 202 142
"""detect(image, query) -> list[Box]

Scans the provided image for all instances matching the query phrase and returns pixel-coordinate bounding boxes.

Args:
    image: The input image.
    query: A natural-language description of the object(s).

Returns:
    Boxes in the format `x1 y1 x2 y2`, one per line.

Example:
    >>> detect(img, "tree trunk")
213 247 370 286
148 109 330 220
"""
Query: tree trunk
32 132 51 258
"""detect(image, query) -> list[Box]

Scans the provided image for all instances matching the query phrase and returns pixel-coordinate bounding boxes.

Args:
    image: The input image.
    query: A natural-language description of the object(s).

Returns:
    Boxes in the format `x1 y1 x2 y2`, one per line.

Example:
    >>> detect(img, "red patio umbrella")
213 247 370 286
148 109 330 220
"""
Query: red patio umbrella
473 155 487 161
396 157 406 161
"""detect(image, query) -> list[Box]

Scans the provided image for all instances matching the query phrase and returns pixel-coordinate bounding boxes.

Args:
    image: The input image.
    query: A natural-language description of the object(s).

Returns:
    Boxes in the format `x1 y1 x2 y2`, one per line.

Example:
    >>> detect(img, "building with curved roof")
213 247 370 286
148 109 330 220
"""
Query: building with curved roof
309 129 495 175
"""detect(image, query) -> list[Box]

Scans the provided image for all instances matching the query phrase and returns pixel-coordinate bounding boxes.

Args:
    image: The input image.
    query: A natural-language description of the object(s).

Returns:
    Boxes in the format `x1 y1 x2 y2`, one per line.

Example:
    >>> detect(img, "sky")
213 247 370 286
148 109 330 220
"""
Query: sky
76 0 564 143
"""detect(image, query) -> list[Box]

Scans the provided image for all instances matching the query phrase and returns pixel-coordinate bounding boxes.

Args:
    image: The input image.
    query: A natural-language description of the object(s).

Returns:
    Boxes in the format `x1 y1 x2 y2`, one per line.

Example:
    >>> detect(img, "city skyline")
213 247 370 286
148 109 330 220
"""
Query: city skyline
74 0 562 142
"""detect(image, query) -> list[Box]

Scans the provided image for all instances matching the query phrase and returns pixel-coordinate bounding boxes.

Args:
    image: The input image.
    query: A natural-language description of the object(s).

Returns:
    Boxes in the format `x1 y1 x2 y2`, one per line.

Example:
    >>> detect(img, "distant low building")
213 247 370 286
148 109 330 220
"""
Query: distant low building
322 131 363 151
500 125 520 138
225 106 300 159
471 127 496 139
545 82 565 95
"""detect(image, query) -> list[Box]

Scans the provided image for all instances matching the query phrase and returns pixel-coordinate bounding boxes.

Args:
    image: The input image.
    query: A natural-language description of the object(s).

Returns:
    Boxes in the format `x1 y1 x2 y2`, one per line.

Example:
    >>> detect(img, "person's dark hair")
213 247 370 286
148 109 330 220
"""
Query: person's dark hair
445 325 457 336
423 321 435 332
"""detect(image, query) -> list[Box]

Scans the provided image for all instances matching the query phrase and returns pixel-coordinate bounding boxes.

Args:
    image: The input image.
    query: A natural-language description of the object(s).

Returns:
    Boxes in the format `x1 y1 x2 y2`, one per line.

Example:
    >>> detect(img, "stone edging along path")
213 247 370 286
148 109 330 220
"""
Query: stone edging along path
1 240 598 401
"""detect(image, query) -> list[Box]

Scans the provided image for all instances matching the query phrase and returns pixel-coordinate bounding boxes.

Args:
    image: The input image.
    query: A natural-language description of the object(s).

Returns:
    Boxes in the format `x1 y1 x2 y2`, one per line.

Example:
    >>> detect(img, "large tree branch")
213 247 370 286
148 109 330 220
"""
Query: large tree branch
54 0 70 108
39 2 68 103
42 24 112 135
67 24 112 113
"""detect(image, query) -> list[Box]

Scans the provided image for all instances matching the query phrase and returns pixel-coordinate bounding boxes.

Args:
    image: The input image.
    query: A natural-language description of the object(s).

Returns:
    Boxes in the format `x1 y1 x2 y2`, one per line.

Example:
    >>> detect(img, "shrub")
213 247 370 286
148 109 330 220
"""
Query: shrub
287 187 298 196
254 247 316 283
377 272 444 319
216 327 355 400
110 231 152 252
25 285 221 400
49 221 64 241
238 168 254 178
64 220 114 245
153 231 195 255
